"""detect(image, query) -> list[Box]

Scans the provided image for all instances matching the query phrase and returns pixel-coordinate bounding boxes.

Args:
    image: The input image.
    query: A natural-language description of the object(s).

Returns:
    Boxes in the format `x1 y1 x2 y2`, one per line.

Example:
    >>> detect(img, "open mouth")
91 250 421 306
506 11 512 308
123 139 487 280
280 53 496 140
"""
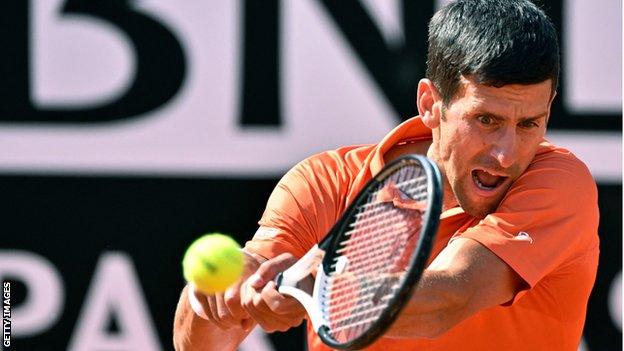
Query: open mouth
471 169 507 191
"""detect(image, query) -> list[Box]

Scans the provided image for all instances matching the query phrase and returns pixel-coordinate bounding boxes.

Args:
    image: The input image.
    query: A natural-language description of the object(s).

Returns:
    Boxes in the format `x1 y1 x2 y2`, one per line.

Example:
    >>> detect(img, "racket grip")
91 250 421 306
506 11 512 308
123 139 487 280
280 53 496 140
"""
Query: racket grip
274 272 284 288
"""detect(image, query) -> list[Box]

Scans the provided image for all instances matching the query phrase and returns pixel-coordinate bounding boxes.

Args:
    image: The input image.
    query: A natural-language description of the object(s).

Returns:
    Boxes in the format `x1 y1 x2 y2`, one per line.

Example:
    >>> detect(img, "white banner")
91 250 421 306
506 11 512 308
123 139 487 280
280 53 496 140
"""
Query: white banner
0 0 620 181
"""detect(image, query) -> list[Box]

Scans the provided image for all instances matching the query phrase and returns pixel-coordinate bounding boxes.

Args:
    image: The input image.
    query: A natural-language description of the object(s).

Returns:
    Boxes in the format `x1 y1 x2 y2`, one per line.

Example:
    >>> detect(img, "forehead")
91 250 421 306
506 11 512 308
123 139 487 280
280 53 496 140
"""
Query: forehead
451 76 553 115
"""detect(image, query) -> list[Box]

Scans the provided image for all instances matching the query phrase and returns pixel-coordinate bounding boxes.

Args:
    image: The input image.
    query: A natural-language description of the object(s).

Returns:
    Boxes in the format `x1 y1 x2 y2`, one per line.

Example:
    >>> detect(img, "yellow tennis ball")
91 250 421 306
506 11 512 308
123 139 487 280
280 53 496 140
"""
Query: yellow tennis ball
182 233 244 294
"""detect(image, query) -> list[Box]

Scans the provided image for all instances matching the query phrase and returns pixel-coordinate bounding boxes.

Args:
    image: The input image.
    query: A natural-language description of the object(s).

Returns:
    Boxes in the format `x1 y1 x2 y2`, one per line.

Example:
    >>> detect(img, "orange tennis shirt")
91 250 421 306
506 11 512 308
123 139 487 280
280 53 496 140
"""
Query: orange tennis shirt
245 117 600 351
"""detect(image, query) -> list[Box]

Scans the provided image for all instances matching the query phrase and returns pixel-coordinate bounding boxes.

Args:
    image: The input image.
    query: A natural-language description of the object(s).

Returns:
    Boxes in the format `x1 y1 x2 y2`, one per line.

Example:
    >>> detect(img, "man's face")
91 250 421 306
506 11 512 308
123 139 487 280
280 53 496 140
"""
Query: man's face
428 76 554 218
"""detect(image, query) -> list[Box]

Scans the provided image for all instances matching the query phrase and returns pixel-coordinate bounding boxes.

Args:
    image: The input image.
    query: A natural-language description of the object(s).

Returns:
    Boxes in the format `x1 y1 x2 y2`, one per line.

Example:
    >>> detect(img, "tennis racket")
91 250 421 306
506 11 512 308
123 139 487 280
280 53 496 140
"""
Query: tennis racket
275 154 443 350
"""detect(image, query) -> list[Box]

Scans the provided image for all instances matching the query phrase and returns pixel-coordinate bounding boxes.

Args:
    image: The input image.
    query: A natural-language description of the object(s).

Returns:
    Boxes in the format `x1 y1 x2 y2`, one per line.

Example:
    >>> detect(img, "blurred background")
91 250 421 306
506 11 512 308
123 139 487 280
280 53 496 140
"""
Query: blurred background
0 0 620 350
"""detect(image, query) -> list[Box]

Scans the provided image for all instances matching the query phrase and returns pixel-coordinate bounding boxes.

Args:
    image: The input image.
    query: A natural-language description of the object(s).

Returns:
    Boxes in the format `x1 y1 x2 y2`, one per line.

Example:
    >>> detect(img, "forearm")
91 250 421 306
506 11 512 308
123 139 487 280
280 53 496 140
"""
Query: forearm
386 269 467 339
173 285 253 351
386 238 524 339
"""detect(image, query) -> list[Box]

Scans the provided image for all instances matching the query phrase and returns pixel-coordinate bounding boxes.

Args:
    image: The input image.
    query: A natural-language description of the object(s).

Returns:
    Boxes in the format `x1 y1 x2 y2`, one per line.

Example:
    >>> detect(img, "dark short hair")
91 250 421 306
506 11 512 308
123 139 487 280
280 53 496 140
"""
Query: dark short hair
426 0 560 104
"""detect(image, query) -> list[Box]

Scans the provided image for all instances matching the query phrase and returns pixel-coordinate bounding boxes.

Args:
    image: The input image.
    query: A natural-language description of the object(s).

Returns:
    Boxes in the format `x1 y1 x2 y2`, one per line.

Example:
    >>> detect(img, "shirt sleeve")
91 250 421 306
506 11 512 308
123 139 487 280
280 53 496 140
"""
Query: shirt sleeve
458 150 600 290
244 152 349 260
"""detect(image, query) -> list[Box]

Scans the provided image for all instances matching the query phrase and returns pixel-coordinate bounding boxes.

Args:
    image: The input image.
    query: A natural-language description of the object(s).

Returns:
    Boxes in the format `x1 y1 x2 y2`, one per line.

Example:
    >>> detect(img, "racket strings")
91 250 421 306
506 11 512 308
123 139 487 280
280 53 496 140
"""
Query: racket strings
330 284 399 325
353 180 428 217
324 274 402 306
331 229 415 277
336 216 418 255
326 302 392 329
331 315 385 333
353 189 428 219
325 271 403 296
334 175 427 263
323 164 430 342
322 227 411 315
347 187 427 228
367 176 427 199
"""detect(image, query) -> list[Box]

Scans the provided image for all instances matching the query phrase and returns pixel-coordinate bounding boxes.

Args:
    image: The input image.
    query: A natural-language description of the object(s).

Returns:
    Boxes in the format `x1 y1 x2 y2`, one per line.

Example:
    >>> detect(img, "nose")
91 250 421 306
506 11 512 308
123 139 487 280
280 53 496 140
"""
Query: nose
490 127 517 169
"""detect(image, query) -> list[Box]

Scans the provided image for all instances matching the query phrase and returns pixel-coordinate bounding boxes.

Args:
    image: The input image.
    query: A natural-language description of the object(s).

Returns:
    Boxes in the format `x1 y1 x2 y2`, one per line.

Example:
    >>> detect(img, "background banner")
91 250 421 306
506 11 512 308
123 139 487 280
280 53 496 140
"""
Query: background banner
1 1 620 350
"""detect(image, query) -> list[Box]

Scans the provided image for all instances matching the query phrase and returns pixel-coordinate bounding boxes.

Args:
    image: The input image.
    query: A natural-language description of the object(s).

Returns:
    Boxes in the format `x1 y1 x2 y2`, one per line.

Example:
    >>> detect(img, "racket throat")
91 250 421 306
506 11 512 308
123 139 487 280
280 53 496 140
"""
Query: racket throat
282 245 325 283
276 244 330 332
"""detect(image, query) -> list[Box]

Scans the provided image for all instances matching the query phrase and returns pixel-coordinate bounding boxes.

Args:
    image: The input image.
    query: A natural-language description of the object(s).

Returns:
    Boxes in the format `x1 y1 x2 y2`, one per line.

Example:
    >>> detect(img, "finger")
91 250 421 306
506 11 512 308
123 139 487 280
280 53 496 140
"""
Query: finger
241 283 277 329
247 283 301 332
187 284 209 320
249 253 298 289
260 281 305 315
242 249 267 274
215 292 239 328
193 290 241 328
206 293 230 329
248 302 292 333
262 320 296 333
241 317 256 332
261 283 305 329
189 284 219 324
224 284 249 321
240 281 266 315
265 281 306 328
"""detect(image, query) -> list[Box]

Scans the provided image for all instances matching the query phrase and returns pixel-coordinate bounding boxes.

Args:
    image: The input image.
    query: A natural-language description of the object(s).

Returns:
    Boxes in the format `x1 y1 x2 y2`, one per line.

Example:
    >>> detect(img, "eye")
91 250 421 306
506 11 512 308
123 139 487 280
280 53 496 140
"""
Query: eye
476 115 493 125
519 120 539 129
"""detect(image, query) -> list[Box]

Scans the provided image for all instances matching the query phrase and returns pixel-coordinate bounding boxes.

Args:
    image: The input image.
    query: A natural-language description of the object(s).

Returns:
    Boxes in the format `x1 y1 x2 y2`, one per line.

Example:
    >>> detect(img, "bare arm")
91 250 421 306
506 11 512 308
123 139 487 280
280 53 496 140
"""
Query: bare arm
387 237 525 339
173 285 255 351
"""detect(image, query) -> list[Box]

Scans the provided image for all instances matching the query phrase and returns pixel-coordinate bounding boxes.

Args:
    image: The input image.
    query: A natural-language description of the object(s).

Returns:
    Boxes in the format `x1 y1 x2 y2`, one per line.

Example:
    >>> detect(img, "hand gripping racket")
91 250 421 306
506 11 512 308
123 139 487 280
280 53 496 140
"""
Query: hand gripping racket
275 154 443 350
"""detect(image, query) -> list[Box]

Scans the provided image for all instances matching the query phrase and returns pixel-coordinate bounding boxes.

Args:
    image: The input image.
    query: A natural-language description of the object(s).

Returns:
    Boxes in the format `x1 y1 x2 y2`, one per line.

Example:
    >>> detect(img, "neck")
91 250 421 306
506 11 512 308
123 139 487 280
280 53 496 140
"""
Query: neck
426 143 459 212
441 182 459 211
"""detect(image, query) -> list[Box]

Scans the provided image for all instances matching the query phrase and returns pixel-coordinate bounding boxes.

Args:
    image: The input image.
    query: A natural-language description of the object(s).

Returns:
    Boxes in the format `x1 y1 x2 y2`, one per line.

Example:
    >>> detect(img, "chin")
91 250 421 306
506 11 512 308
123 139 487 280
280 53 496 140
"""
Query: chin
461 202 496 219
452 177 509 218
455 193 502 219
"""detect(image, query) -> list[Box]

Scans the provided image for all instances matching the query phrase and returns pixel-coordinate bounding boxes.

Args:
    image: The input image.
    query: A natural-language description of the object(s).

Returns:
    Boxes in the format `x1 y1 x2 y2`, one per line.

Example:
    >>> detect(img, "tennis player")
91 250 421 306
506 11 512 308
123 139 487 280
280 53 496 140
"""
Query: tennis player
174 0 599 350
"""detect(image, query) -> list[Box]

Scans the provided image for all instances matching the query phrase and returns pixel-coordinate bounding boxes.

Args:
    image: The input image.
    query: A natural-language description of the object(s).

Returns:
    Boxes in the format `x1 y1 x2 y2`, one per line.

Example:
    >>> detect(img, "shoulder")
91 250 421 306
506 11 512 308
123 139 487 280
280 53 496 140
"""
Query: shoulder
504 141 597 209
248 144 376 258
496 140 599 257
463 142 600 287
284 144 376 188
532 140 594 183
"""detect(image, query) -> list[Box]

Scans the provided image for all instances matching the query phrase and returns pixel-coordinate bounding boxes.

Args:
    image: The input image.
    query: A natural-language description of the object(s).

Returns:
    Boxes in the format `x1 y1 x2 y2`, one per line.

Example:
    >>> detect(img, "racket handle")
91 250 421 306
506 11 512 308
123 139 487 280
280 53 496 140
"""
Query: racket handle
274 272 284 288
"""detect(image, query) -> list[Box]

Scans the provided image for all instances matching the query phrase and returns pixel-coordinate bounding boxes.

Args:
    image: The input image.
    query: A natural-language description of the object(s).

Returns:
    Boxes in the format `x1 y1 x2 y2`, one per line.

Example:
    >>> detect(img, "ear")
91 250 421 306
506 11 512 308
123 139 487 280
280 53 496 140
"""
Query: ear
417 79 441 129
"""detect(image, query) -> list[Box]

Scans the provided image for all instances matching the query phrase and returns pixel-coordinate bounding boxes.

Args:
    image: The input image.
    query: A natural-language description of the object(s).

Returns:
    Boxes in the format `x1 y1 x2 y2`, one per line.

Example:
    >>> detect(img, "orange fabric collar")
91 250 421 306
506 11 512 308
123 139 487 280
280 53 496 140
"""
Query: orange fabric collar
369 116 433 175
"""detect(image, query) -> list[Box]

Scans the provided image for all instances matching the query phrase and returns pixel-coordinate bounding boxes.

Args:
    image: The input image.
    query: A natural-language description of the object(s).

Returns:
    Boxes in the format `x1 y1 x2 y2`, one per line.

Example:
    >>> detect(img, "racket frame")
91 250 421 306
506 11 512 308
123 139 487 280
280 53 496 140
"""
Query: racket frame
277 154 443 350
